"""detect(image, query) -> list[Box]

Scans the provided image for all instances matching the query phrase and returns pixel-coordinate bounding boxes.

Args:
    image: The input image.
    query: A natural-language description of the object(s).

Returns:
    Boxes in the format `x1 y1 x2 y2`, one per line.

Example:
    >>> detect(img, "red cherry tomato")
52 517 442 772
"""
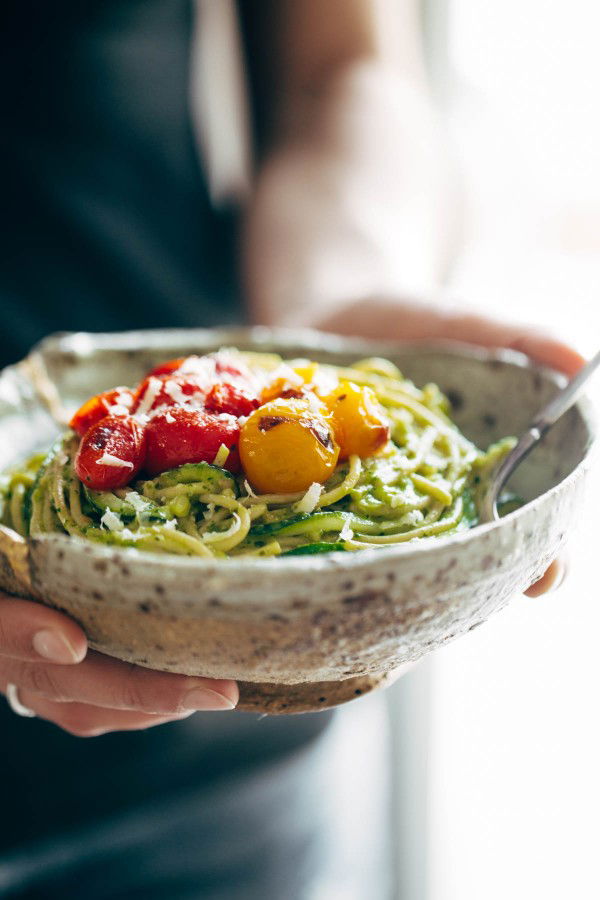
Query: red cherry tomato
132 373 208 414
146 357 186 378
145 408 241 476
75 415 147 490
205 383 260 417
212 353 253 382
69 388 134 437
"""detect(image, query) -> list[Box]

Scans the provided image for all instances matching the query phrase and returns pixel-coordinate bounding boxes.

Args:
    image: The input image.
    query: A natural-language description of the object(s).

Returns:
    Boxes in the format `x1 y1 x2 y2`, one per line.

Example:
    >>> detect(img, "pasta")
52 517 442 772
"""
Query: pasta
0 353 517 558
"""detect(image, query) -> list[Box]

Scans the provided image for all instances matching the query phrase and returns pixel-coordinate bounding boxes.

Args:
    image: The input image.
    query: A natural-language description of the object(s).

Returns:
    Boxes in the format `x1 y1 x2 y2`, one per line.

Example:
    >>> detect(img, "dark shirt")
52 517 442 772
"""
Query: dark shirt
0 0 331 863
1 0 242 366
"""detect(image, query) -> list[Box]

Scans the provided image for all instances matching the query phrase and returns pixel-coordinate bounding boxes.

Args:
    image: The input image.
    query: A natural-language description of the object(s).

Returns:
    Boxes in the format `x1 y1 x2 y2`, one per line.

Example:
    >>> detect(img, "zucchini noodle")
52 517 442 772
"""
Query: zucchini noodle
0 353 518 558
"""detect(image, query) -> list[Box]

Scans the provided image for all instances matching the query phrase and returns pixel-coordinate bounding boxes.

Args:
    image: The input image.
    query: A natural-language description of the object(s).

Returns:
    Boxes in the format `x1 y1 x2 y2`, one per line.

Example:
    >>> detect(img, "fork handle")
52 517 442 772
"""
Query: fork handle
479 349 600 523
530 349 600 438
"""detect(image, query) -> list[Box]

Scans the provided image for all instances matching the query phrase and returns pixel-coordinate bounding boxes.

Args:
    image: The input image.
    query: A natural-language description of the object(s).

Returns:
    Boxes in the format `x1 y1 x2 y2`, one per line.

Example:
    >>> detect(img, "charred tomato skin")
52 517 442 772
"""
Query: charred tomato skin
74 415 147 490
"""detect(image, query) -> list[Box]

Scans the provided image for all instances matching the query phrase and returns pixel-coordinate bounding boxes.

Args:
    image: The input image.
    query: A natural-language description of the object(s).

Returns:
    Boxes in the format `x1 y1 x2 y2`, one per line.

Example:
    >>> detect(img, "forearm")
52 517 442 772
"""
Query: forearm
240 0 457 326
244 61 458 327
241 0 427 149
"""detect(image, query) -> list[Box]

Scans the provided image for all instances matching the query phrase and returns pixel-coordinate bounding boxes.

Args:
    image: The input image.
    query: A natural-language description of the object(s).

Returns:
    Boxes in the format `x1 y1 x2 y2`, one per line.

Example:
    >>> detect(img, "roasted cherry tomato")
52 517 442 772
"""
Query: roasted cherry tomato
132 373 208 414
69 388 134 437
211 352 255 384
205 383 260 417
145 408 241 476
322 381 390 460
146 357 187 378
259 362 333 404
260 366 305 404
239 396 339 494
75 415 147 490
147 352 252 382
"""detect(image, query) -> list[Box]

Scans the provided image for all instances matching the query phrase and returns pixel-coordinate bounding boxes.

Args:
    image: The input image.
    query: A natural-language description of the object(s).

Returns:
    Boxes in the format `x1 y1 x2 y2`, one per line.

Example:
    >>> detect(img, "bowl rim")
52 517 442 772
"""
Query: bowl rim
6 326 594 575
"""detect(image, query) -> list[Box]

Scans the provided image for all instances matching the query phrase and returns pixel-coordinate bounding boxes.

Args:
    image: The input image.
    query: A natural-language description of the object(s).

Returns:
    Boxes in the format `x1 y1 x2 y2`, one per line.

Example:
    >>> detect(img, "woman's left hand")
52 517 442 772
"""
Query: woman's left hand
314 295 584 599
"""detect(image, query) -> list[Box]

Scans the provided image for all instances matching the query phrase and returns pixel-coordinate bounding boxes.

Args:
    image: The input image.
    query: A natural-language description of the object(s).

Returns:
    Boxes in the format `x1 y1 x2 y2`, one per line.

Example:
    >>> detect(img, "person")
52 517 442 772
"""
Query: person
0 1 581 897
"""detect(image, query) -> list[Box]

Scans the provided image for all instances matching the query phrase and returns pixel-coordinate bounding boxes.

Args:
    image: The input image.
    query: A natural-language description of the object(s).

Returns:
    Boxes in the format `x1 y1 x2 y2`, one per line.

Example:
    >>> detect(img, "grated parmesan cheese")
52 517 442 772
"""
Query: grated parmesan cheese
339 518 354 542
294 482 322 514
107 404 130 417
123 493 153 524
164 379 190 406
97 452 134 469
135 376 162 417
212 444 230 467
100 508 125 532
107 388 133 417
243 480 257 498
177 355 216 389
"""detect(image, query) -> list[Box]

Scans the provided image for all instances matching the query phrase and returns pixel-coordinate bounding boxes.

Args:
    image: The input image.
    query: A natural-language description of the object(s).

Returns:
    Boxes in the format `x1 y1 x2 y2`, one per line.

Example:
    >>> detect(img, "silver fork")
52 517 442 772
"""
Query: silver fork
479 348 600 524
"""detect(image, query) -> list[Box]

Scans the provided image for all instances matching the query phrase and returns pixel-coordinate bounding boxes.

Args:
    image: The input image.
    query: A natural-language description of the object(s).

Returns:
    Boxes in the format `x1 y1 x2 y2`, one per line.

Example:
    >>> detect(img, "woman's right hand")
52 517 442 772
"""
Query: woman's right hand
0 592 238 736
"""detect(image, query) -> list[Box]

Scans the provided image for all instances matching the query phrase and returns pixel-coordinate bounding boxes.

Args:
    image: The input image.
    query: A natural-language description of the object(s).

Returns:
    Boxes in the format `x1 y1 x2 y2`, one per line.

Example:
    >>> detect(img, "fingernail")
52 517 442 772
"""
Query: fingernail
183 687 237 711
33 630 81 664
544 560 568 595
553 561 568 592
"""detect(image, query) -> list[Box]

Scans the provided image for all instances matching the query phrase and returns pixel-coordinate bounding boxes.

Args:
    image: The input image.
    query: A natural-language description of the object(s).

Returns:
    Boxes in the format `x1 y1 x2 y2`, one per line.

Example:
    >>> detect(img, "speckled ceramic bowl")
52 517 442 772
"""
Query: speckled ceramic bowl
0 328 596 714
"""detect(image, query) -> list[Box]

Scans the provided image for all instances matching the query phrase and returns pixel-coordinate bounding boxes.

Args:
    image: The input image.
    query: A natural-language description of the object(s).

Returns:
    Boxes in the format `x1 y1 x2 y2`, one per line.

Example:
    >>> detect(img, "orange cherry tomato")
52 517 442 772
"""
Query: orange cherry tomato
69 388 134 437
322 381 390 460
75 415 147 490
146 357 187 379
144 408 241 476
260 366 306 404
239 396 339 494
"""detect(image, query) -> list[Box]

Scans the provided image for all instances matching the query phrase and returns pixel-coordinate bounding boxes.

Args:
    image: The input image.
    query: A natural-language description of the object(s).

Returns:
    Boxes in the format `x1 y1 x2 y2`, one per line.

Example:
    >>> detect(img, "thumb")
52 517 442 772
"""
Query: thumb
0 593 87 663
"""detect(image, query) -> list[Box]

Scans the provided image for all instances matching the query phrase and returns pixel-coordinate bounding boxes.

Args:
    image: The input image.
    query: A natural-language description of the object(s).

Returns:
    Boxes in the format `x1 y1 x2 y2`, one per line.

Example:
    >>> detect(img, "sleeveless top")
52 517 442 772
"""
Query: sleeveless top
0 0 243 367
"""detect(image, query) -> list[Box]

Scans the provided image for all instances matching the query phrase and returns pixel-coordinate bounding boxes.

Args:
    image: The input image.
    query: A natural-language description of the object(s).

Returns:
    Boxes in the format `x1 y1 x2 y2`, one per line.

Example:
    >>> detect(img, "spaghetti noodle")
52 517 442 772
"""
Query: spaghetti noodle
0 353 516 557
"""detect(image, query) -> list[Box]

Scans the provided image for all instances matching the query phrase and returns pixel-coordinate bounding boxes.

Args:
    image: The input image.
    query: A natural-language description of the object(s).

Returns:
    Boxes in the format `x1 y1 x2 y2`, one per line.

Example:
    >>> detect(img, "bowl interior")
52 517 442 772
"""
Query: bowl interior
0 327 594 509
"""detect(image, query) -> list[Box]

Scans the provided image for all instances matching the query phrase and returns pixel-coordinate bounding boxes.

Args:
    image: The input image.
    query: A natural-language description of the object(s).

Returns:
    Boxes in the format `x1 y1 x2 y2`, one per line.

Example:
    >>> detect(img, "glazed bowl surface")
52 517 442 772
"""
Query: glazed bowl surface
0 328 596 714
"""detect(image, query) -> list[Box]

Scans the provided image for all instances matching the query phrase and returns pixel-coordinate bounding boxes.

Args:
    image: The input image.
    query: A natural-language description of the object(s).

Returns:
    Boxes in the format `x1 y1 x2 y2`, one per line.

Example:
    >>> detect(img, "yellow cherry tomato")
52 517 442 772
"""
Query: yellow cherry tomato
260 362 322 404
323 381 390 460
291 361 320 383
239 396 339 494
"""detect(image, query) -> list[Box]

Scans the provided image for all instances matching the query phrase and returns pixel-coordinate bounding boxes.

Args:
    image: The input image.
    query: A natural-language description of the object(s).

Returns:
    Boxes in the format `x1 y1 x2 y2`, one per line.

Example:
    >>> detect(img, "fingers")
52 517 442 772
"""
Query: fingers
0 592 239 737
524 557 567 597
0 593 87 664
501 334 585 378
440 314 586 377
316 300 586 376
3 686 195 738
0 649 239 713
404 307 586 376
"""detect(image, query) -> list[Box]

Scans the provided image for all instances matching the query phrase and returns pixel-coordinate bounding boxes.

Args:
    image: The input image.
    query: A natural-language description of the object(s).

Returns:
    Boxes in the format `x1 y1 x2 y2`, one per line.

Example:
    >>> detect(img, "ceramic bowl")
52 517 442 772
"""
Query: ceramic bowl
0 328 596 714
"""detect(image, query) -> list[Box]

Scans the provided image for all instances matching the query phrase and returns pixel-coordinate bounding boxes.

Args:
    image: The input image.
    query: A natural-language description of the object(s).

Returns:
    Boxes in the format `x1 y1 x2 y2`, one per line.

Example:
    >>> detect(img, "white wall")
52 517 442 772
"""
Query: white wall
426 2 600 898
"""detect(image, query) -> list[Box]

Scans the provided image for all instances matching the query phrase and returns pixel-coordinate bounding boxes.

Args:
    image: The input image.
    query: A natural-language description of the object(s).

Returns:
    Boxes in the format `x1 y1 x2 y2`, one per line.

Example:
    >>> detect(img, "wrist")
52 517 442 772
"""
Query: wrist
266 60 433 155
245 64 462 328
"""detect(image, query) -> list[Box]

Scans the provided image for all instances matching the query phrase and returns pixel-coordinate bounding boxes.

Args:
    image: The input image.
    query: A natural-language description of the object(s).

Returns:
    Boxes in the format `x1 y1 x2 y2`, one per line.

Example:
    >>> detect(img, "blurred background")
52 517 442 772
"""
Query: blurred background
2 0 597 896
391 1 600 898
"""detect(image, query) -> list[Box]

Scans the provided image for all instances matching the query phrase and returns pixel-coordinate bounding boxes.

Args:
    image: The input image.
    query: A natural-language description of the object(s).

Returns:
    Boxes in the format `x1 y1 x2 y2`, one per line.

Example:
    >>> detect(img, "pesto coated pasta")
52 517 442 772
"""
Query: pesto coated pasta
0 352 517 558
